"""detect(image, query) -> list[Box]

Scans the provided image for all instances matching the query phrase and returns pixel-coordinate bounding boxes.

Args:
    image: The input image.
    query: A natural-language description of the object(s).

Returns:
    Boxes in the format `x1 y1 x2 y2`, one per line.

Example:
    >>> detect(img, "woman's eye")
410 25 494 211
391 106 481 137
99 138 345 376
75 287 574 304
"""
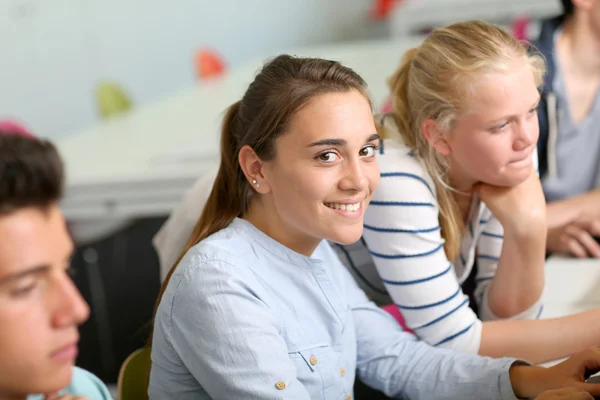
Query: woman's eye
360 145 377 157
318 152 339 163
490 122 508 133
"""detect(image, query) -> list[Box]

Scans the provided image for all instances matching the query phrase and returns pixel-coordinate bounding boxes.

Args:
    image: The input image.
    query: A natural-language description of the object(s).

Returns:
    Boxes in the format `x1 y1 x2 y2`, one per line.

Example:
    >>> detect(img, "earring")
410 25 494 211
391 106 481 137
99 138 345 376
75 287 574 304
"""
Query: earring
252 179 260 188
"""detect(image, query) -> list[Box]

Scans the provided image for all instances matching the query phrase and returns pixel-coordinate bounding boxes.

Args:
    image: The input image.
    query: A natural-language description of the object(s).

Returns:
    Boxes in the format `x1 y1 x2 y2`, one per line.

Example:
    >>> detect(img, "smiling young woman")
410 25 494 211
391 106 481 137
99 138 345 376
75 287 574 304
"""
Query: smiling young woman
148 54 600 400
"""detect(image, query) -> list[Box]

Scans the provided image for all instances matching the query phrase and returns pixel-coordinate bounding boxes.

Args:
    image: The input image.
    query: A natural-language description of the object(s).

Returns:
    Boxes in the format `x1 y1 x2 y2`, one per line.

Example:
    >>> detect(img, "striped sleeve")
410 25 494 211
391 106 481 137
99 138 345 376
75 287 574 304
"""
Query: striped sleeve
476 211 544 321
474 212 504 320
362 144 482 354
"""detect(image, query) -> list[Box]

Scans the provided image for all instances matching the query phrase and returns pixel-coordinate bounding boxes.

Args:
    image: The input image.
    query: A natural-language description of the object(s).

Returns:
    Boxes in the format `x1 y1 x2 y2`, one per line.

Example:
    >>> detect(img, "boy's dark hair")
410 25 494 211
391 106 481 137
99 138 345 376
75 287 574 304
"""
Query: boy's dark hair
561 0 574 16
0 133 64 215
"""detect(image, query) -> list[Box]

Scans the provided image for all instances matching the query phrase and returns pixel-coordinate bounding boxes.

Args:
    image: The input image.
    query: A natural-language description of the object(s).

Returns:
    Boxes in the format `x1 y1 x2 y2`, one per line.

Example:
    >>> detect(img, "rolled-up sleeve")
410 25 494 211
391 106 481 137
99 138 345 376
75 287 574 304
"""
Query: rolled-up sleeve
338 261 520 400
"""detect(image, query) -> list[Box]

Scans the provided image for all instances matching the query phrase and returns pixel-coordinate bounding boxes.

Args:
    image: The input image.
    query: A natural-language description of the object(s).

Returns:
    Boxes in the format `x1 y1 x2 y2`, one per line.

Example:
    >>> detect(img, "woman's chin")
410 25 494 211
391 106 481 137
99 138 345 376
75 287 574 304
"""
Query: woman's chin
327 228 363 246
487 168 532 187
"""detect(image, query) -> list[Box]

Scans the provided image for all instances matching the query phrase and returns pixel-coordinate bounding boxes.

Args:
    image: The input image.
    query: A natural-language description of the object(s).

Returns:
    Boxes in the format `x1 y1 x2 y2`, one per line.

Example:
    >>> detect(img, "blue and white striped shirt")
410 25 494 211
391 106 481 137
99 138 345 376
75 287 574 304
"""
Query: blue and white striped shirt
336 116 543 354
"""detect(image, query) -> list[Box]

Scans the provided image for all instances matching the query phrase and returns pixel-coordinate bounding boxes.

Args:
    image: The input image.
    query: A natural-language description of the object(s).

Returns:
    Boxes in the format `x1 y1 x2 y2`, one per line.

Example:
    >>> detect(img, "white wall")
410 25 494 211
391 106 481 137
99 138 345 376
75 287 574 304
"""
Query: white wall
0 0 372 140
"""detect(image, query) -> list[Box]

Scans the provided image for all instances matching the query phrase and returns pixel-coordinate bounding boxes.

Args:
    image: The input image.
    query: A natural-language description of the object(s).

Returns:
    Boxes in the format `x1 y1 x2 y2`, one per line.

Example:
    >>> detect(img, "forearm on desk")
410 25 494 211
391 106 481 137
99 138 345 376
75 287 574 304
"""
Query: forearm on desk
353 304 518 400
486 233 546 318
479 308 600 364
547 190 600 224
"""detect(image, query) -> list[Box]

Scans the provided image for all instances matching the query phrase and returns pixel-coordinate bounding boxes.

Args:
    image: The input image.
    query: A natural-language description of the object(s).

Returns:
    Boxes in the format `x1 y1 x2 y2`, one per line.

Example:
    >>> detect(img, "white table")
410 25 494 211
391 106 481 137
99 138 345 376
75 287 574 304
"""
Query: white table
390 0 561 36
541 256 600 318
536 256 600 367
56 36 424 222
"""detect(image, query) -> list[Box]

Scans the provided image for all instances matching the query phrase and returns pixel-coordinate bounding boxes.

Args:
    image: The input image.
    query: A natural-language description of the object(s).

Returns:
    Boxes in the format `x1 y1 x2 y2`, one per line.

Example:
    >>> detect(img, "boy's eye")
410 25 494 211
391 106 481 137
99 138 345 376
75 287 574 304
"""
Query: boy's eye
10 282 36 297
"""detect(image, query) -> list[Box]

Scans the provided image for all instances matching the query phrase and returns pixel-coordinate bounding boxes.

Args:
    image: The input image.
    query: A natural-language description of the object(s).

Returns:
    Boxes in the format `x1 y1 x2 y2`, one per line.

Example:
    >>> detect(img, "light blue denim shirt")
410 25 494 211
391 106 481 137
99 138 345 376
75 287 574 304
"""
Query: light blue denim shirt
149 218 521 400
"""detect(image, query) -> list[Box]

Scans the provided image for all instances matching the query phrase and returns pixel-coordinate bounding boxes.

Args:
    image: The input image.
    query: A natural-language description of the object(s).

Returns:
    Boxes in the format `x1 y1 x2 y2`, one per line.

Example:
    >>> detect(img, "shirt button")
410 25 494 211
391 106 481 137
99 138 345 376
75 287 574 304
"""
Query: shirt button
309 355 318 366
346 395 352 400
275 381 286 390
340 368 346 377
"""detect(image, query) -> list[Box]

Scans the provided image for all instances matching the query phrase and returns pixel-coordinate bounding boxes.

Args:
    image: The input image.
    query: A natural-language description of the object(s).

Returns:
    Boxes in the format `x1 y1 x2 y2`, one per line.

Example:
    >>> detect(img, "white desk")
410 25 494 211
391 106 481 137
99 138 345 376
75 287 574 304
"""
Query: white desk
390 0 561 36
541 256 600 318
56 36 424 221
537 256 600 367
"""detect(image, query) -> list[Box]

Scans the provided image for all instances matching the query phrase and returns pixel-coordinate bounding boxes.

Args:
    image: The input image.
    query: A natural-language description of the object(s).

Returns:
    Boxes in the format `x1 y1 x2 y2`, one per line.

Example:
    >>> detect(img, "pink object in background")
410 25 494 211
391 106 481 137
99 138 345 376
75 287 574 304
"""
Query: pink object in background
382 304 414 333
380 97 393 114
511 17 530 41
194 49 226 80
0 119 35 138
370 0 402 20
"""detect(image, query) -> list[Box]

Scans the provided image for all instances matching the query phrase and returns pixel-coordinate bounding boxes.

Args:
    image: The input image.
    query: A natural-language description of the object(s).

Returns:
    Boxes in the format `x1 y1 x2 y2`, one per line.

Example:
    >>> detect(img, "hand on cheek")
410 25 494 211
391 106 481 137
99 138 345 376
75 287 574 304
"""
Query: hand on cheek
475 169 546 238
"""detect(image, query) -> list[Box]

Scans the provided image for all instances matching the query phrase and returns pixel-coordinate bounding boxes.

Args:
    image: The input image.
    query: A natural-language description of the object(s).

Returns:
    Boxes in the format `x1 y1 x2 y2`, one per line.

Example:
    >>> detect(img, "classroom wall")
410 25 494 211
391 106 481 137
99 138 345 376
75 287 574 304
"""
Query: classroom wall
0 0 372 140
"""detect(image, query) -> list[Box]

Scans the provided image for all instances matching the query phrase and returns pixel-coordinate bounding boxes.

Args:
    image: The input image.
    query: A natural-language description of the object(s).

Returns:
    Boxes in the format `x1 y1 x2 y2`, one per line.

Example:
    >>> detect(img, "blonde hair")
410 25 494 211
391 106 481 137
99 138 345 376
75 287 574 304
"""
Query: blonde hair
388 20 545 261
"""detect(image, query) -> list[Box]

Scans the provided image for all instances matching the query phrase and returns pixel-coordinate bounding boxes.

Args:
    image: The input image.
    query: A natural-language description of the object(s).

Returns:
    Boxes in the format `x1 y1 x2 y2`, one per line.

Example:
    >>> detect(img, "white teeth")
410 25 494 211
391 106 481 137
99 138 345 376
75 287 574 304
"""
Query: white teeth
326 202 360 212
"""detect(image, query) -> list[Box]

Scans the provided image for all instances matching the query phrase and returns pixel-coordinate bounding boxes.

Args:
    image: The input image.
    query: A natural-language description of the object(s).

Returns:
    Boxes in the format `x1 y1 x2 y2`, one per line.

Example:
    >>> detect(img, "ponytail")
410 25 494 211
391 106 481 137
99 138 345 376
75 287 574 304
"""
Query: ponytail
150 101 247 345
387 47 418 146
388 47 464 261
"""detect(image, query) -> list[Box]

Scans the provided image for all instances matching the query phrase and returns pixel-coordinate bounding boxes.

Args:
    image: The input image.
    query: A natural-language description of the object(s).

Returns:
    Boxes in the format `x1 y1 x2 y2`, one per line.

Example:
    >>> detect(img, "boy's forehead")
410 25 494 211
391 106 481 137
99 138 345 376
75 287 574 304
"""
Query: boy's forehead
0 206 71 276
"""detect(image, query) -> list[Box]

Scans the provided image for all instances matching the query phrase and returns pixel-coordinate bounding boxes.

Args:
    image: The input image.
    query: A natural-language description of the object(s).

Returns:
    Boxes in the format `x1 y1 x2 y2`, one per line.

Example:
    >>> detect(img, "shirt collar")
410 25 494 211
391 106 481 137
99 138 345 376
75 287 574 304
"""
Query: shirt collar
230 218 325 269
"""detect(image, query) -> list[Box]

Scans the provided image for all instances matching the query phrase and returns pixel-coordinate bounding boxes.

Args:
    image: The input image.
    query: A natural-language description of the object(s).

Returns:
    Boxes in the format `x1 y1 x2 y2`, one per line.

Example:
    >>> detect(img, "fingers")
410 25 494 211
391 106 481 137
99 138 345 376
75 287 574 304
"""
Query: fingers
564 225 600 258
536 387 594 399
563 227 588 258
575 383 600 398
582 220 600 238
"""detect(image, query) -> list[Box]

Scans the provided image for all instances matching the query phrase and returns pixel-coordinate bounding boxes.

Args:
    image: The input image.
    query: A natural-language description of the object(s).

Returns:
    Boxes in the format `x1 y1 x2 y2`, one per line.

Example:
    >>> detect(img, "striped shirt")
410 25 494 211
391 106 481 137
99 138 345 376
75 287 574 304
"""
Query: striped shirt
336 116 543 354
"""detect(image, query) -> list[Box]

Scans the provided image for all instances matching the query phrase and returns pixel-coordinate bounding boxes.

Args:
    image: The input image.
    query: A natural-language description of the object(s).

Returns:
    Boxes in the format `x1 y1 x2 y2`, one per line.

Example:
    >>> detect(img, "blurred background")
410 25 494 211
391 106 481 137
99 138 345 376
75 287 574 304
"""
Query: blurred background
0 0 564 395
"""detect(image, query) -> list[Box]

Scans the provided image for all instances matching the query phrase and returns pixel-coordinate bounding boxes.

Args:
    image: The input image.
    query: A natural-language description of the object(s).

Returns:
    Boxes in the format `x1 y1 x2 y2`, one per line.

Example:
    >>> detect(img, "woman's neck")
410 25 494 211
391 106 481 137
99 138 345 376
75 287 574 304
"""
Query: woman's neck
447 167 475 222
559 16 600 77
243 198 320 257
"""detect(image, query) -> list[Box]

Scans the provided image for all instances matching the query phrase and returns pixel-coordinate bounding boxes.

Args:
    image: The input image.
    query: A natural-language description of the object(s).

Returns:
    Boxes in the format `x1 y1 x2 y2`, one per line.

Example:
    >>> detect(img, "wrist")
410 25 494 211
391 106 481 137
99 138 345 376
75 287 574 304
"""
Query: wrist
504 220 547 243
504 208 547 239
571 191 600 219
509 364 548 399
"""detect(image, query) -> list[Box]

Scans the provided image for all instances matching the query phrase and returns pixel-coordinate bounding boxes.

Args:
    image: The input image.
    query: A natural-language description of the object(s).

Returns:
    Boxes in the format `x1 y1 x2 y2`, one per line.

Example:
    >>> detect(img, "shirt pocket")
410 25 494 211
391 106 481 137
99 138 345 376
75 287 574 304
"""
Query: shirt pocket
288 345 335 395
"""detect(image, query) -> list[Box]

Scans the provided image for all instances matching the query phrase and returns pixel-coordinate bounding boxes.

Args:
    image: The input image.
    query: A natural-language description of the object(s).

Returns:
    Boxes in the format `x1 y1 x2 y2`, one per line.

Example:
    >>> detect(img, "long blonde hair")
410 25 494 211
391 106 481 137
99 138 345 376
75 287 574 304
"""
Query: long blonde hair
388 20 545 261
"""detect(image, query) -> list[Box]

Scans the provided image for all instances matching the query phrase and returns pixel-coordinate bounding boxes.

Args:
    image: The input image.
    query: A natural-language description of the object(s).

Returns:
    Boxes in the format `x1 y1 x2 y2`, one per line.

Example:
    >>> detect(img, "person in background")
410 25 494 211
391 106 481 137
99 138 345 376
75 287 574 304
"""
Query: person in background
338 20 600 366
0 131 112 400
149 53 600 400
533 0 600 257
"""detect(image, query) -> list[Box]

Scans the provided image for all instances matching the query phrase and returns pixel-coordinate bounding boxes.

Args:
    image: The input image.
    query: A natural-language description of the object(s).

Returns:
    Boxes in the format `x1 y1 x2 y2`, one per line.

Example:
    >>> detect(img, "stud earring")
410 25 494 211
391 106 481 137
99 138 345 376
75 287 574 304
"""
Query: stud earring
252 179 260 188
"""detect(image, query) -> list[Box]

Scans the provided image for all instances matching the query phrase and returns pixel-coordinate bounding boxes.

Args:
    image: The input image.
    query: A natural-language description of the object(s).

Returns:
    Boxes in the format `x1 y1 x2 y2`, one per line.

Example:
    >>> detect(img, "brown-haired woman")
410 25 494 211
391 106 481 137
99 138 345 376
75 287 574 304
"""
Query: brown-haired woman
149 54 600 400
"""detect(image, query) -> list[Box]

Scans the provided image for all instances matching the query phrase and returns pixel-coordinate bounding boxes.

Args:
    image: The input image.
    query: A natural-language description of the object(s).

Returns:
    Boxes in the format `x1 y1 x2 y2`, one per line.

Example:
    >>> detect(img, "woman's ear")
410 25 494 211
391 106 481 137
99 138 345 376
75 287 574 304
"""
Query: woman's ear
421 119 452 156
238 145 270 194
